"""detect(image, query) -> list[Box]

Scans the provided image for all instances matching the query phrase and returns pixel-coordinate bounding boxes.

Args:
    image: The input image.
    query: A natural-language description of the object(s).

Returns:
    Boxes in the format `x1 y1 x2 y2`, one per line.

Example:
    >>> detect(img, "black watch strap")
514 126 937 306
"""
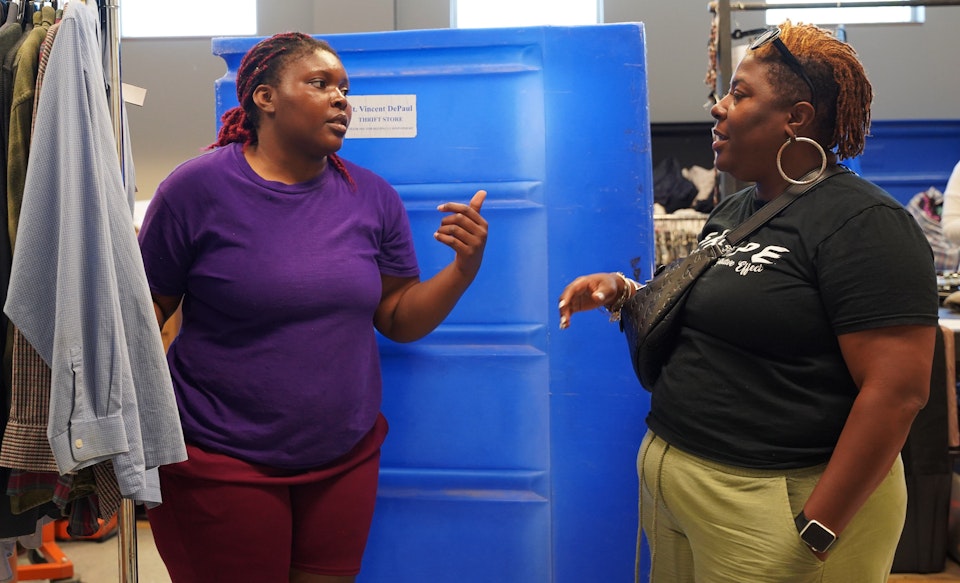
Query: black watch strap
794 510 808 533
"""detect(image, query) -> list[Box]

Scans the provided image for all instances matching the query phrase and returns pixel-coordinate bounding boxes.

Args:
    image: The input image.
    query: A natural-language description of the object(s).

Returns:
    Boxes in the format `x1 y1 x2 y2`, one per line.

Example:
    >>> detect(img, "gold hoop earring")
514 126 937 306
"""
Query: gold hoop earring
777 136 827 185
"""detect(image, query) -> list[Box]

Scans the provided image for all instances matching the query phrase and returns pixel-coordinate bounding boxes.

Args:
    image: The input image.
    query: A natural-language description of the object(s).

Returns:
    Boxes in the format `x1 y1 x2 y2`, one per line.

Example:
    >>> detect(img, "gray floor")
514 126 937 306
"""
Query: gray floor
15 520 172 583
15 525 960 582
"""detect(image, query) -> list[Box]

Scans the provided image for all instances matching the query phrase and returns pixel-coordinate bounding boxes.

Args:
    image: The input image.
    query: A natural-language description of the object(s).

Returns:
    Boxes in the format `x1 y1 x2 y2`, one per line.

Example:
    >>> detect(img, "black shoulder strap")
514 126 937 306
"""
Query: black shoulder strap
726 165 848 246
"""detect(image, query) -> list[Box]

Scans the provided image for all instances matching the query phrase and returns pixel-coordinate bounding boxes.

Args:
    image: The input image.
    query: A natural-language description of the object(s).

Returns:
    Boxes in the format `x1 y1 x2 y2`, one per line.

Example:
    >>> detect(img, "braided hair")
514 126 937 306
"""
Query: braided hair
208 32 356 188
753 21 872 160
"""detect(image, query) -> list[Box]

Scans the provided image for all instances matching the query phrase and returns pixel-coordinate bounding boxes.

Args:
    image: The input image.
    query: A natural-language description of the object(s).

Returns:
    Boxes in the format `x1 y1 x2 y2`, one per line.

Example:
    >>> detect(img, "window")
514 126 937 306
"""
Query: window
765 0 923 26
453 0 601 28
121 0 257 38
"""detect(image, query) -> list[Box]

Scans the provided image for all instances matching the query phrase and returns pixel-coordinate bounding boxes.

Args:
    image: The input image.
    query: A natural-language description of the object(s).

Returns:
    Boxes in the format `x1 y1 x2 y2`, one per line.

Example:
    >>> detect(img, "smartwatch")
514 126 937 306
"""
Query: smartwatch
794 510 838 553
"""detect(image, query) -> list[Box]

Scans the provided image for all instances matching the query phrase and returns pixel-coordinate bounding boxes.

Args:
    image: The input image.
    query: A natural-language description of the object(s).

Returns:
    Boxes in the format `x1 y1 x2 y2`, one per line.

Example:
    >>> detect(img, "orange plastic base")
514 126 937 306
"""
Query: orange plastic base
16 522 74 581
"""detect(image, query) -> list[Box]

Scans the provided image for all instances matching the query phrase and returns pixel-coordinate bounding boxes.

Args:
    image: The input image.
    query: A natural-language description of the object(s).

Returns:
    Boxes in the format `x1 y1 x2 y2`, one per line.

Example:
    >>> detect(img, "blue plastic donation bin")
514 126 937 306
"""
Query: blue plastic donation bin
213 23 655 583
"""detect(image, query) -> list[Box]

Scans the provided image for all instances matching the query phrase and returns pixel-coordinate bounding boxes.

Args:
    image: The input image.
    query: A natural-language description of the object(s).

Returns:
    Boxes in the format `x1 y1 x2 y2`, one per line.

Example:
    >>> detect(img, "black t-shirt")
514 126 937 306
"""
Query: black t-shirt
645 171 939 469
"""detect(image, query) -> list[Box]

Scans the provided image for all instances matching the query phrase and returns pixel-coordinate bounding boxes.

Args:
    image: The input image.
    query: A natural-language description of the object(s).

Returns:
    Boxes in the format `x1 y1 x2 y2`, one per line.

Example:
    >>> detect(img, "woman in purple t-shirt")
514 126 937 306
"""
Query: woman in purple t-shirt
138 32 488 583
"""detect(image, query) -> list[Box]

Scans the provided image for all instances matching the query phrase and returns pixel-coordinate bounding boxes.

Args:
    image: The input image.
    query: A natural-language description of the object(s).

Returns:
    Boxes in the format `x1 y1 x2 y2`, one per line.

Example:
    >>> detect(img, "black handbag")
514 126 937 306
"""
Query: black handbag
620 166 846 389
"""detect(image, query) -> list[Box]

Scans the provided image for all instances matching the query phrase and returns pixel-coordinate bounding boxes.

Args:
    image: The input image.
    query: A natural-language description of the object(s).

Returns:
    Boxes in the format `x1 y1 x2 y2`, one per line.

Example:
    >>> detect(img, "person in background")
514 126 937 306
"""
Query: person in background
137 32 488 583
558 21 937 583
938 160 960 246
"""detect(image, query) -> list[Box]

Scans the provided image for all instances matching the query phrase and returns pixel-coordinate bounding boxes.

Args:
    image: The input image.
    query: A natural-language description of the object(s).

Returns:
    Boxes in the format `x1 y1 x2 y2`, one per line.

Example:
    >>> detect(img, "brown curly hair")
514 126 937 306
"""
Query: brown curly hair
752 21 872 160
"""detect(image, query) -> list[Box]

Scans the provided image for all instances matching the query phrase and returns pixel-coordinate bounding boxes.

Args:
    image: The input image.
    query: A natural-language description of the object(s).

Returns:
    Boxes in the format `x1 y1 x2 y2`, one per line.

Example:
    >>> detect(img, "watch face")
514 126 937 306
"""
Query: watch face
800 520 837 552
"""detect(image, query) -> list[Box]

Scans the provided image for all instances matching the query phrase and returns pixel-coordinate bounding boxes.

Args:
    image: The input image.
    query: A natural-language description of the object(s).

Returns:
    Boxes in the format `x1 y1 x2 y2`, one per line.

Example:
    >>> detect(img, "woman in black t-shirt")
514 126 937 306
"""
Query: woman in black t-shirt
559 21 938 583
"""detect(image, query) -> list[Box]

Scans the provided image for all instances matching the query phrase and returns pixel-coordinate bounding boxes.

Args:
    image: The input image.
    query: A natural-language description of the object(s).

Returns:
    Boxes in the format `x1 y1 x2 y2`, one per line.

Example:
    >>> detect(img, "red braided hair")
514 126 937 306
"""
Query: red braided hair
208 32 356 189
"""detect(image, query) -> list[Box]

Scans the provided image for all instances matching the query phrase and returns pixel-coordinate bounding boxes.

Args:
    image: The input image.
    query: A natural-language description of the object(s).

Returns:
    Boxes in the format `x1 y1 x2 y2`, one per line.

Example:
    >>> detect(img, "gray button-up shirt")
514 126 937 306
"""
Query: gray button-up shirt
4 0 186 504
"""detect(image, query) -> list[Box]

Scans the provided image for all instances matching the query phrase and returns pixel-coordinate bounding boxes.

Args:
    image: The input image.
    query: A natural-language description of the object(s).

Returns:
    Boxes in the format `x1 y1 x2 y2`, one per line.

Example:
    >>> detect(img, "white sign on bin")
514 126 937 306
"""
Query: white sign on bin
347 95 417 139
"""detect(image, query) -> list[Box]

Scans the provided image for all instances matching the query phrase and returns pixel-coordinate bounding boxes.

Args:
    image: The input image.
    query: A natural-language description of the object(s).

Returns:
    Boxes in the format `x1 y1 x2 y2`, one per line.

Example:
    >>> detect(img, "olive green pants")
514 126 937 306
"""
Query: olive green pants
637 430 906 583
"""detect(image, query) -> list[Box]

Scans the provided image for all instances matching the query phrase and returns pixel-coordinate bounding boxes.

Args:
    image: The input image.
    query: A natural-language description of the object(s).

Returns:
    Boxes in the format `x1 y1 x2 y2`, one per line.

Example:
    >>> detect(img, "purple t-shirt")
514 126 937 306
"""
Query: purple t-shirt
138 143 419 469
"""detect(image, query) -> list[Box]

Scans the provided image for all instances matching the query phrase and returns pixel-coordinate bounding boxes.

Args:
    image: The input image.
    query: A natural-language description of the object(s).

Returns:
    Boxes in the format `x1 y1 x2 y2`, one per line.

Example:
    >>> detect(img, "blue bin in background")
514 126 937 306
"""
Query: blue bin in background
212 24 655 583
857 120 960 205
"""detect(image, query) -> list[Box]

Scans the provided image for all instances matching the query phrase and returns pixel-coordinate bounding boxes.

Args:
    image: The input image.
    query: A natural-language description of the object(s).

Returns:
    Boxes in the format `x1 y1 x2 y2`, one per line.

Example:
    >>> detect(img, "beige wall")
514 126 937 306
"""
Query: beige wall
120 0 960 200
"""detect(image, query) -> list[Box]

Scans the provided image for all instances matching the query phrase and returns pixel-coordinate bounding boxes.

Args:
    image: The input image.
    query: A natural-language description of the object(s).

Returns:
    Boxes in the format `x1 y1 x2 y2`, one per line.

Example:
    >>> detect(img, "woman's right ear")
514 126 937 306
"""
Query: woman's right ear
252 84 275 113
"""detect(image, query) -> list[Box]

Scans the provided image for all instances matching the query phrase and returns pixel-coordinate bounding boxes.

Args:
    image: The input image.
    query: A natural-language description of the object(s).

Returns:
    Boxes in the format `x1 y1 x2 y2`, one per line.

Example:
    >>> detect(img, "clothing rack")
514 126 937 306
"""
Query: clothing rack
98 0 141 581
654 213 709 266
10 2 136 580
101 0 141 579
709 0 960 196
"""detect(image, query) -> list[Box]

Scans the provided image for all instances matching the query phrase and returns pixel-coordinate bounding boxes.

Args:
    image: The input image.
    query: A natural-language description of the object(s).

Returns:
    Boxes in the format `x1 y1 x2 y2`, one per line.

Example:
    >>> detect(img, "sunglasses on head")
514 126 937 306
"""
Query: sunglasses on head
750 27 817 109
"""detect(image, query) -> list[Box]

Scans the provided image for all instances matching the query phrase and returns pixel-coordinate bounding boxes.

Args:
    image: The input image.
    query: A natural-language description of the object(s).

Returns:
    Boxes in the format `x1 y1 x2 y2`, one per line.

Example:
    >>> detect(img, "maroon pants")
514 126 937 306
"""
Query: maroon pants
147 414 387 581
